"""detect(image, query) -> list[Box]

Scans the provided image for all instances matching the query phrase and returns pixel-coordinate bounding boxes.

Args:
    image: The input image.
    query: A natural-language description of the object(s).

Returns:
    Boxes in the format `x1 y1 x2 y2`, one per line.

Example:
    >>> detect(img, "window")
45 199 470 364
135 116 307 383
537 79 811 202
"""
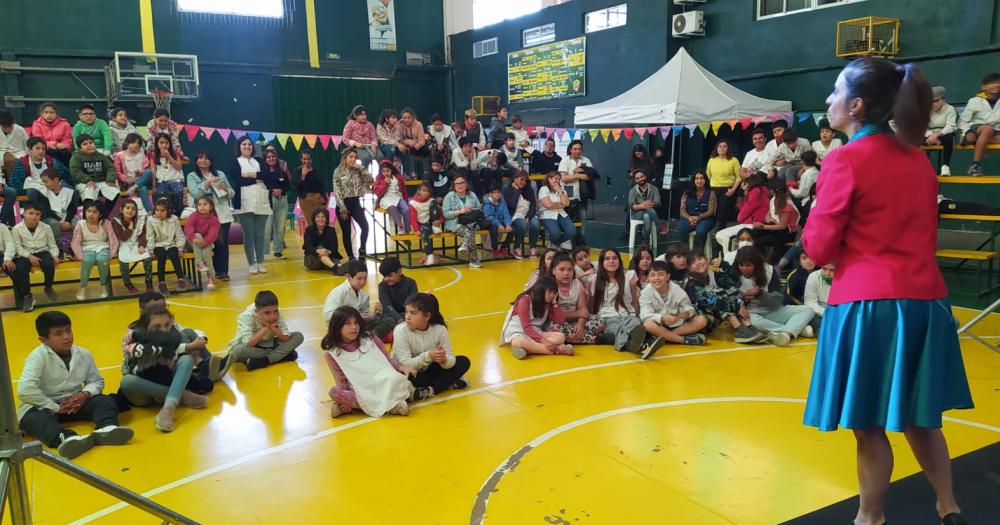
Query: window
523 23 556 47
585 4 627 33
757 0 860 19
473 37 499 58
474 0 544 29
177 0 284 18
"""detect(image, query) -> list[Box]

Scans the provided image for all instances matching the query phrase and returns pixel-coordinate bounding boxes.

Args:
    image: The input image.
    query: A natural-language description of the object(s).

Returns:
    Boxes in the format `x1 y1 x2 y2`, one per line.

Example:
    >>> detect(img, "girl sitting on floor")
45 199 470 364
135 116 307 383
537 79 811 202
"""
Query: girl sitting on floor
590 248 647 355
71 201 118 301
391 293 471 400
684 253 766 344
546 252 604 344
733 246 815 347
573 246 596 287
322 305 417 419
626 245 653 291
500 276 574 359
524 247 559 290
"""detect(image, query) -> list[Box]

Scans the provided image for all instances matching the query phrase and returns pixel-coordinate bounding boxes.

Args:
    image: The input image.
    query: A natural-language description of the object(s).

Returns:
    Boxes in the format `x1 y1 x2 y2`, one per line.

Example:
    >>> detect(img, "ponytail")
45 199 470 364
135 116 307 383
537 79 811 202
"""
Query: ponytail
892 64 932 145
842 58 931 145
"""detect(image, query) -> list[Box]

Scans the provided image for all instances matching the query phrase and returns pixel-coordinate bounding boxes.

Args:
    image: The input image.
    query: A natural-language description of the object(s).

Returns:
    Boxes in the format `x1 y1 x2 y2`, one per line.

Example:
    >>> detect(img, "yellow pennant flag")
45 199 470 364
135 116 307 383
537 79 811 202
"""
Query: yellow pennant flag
275 133 290 148
304 134 318 148
600 129 611 142
290 134 305 150
610 128 622 141
697 123 711 137
711 121 724 135
587 129 600 141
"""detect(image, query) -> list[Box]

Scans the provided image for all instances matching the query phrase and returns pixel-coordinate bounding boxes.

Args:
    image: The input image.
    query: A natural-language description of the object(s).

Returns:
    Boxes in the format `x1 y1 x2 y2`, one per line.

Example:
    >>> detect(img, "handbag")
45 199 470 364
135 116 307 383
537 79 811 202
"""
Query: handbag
457 209 488 229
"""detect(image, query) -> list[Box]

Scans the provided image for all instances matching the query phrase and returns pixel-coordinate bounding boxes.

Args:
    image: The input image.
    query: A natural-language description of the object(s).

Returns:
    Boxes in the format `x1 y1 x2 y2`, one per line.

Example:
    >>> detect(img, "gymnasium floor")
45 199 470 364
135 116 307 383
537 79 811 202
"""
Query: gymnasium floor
4 233 1000 525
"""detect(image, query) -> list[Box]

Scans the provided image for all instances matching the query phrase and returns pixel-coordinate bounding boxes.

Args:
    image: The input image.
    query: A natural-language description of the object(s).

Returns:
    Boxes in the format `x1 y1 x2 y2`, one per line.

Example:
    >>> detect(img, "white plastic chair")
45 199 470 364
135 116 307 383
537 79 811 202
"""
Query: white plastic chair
628 219 656 255
688 231 713 259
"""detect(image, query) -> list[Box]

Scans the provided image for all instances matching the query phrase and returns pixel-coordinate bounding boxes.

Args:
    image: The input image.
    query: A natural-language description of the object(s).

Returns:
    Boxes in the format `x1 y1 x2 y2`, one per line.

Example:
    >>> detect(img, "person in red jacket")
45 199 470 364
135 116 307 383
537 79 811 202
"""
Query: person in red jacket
373 160 410 233
803 58 973 525
184 196 221 290
30 102 73 165
714 173 769 257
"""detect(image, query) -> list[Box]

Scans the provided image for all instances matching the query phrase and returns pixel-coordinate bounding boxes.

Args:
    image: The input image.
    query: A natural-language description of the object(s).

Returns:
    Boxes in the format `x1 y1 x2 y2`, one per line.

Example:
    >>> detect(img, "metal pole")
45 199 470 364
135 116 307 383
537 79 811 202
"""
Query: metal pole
0 311 32 524
0 459 10 523
957 296 1000 354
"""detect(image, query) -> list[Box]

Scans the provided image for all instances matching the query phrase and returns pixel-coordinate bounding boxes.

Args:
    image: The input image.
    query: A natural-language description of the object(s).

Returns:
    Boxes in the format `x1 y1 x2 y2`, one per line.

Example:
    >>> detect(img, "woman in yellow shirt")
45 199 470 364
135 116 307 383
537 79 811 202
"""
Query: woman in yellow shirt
705 140 742 227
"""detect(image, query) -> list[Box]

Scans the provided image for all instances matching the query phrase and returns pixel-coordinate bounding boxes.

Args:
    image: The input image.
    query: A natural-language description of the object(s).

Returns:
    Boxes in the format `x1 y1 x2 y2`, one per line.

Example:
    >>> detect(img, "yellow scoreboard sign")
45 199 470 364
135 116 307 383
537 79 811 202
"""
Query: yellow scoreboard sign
508 36 586 103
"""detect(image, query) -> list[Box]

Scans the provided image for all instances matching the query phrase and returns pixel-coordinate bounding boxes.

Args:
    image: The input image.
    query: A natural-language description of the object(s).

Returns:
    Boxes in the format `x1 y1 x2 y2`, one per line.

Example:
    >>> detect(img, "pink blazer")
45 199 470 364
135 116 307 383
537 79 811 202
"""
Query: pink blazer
802 133 947 304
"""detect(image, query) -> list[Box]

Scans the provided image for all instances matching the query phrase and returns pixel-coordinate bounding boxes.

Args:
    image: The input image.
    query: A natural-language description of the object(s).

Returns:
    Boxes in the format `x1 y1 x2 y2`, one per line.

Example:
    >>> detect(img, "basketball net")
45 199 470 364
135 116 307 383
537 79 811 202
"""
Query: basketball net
150 88 173 113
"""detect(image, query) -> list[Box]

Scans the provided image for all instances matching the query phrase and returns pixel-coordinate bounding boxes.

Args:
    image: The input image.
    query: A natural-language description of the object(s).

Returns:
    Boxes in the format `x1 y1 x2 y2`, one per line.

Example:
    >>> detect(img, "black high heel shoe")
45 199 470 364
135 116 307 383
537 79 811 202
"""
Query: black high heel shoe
941 513 967 525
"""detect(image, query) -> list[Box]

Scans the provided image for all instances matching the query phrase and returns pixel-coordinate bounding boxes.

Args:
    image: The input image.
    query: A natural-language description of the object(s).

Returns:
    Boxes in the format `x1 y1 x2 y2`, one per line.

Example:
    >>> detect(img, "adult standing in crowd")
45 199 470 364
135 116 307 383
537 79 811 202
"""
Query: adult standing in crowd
295 149 327 228
230 137 271 275
187 152 234 281
705 139 741 228
333 147 374 260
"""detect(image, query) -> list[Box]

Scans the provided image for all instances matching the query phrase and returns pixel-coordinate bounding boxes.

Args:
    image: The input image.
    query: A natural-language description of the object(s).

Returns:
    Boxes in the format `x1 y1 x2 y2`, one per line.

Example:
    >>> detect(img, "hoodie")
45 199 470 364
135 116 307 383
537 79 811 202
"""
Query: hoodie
958 91 1000 133
72 119 114 153
31 116 73 150
109 120 137 152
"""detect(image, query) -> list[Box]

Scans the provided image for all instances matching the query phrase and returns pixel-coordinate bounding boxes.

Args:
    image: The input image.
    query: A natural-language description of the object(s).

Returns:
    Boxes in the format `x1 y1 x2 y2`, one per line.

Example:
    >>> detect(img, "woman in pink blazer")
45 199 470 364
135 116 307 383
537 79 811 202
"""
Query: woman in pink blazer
802 58 972 525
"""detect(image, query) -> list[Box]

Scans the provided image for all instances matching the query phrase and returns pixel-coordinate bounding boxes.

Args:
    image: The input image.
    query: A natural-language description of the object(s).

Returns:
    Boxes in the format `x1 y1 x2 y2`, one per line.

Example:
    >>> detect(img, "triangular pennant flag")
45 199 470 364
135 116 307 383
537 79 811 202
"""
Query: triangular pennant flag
605 129 617 142
710 121 724 135
175 124 185 135
183 126 199 142
740 118 752 129
262 132 276 143
247 131 262 143
332 135 343 148
685 124 699 137
289 134 305 150
304 134 318 148
318 135 332 149
812 112 827 126
623 128 634 140
671 125 683 138
783 112 795 124
233 130 247 139
217 129 232 143
752 116 766 125
566 128 576 140
727 120 739 130
275 133 290 148
697 123 711 137
200 127 216 140
797 113 811 123
635 127 647 139
646 126 658 136
587 129 600 141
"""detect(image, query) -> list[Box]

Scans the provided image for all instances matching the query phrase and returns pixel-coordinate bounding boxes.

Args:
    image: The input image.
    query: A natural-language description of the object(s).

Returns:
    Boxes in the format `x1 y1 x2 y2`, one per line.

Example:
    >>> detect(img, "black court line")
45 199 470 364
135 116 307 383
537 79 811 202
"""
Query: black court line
782 441 1000 524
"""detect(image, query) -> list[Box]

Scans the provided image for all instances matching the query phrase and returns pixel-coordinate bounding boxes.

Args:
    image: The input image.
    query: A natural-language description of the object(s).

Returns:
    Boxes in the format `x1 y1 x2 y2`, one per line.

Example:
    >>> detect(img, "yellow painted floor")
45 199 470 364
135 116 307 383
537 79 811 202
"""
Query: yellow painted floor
4 235 1000 525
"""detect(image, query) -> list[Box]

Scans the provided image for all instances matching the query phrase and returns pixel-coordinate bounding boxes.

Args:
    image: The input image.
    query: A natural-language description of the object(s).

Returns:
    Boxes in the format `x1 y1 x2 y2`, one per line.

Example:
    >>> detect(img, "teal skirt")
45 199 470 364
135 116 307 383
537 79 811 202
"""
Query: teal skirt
803 299 974 432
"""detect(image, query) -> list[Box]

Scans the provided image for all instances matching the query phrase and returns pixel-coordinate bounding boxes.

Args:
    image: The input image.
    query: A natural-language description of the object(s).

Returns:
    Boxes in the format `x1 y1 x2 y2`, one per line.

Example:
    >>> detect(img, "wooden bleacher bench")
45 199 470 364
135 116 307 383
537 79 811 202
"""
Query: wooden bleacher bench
935 249 997 261
921 144 1000 151
936 249 999 297
937 176 1000 184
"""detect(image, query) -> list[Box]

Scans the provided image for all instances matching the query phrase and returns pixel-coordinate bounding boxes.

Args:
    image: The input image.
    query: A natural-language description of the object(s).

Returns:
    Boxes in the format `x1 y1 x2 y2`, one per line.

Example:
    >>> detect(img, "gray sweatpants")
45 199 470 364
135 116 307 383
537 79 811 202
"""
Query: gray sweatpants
231 332 304 364
749 305 814 338
602 315 644 352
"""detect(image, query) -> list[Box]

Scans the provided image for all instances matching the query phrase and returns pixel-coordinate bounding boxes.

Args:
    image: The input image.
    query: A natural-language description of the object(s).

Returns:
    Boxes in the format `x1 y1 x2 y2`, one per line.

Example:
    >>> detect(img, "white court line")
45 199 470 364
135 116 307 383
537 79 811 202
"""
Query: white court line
467 397 1000 525
69 342 805 524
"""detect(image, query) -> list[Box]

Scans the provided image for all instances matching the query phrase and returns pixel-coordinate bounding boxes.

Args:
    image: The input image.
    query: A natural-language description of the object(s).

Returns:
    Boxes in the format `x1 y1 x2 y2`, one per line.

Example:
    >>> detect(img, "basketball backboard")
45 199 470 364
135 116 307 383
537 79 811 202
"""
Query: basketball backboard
107 52 200 103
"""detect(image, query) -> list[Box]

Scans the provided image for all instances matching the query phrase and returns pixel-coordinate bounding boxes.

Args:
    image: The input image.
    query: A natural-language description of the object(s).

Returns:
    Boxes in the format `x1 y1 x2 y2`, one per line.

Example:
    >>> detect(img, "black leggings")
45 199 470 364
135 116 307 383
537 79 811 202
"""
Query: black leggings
337 197 369 259
154 246 183 282
410 356 471 393
712 187 734 228
121 259 153 287
937 133 954 166
214 222 231 277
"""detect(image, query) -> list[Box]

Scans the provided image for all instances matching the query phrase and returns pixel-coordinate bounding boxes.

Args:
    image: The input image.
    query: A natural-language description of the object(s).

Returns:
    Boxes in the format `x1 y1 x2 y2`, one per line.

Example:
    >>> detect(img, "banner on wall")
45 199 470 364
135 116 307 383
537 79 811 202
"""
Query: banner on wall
508 36 586 103
368 0 397 51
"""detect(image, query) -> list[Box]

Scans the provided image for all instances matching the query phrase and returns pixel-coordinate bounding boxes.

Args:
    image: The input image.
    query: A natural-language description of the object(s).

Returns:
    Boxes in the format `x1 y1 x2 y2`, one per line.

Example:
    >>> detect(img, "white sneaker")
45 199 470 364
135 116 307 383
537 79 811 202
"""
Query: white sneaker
469 260 482 268
768 332 792 347
425 254 436 265
941 165 951 176
248 264 259 275
432 225 443 234
801 325 815 338
57 433 95 459
91 425 134 445
76 288 86 301
99 288 109 299
257 263 268 274
458 244 468 252
560 241 572 250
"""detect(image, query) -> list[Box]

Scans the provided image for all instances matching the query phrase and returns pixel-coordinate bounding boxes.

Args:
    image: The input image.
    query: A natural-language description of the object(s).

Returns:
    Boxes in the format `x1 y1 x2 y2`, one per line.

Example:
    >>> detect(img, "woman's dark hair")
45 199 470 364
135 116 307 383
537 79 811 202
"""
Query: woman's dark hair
733 245 767 287
711 139 733 159
123 133 145 149
537 247 559 275
770 178 789 212
736 227 755 242
152 108 170 119
430 113 444 124
515 276 557 320
630 246 654 278
312 207 330 224
550 252 575 277
299 149 313 160
628 144 650 173
566 139 584 155
841 57 931 145
195 152 219 178
404 293 446 328
153 132 176 164
347 105 367 121
591 248 627 313
744 172 764 190
321 306 370 353
545 171 561 190
688 170 708 196
82 200 105 221
378 109 397 127
400 107 416 118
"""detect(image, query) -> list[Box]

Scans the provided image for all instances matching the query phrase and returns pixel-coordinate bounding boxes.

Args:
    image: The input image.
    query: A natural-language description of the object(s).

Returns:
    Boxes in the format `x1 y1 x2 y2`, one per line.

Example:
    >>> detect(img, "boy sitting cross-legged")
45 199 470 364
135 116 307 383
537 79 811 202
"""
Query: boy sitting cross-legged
225 290 305 371
18 311 134 459
637 260 708 359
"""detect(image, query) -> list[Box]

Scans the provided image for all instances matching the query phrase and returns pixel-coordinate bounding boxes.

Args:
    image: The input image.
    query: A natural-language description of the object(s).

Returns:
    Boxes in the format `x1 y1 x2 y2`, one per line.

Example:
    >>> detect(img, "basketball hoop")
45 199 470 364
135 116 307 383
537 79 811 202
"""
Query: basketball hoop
150 88 173 113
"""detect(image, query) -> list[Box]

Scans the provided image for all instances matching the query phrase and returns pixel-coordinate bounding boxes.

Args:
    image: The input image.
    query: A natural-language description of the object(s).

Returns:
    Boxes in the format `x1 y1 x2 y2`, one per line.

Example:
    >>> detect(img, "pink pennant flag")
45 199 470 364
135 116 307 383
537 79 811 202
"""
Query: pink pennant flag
659 126 671 139
332 135 343 149
200 127 216 140
739 118 752 129
183 126 199 142
646 126 658 135
318 135 332 149
783 112 795 125
635 127 647 139
217 129 232 143
544 128 555 138
623 128 634 140
752 116 766 125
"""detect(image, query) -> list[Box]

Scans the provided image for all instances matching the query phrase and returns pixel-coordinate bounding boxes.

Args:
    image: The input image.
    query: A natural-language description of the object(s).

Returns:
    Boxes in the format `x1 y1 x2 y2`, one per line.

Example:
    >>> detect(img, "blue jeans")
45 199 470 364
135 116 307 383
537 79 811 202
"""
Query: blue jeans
749 305 815 338
237 213 269 264
780 239 804 268
80 248 111 287
631 209 665 239
119 354 196 407
378 144 396 163
541 214 576 246
135 169 155 211
156 181 186 217
676 217 717 252
1 185 16 226
268 195 289 254
511 217 540 250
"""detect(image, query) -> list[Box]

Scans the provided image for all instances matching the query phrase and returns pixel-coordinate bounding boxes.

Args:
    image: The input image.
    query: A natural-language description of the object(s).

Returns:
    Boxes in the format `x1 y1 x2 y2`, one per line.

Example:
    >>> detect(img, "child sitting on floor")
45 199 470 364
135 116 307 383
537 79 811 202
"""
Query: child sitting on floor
683 253 766 344
184 196 221 291
546 252 604 344
409 182 443 265
119 304 208 432
377 256 417 325
18 311 133 459
626 245 654 291
146 198 187 294
392 293 471 399
734 246 815 346
71 201 117 301
225 290 305 371
804 262 833 328
784 251 817 305
525 247 559 290
500 276 575 359
323 259 397 340
638 261 708 358
590 248 647 355
323 305 416 418
573 245 596 287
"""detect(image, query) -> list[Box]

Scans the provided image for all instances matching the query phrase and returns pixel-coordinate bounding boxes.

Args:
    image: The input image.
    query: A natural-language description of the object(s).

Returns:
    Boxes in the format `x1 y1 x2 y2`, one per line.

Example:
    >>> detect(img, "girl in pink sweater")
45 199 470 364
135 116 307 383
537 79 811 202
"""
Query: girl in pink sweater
499 276 574 359
71 201 119 300
31 103 73 165
183 196 221 290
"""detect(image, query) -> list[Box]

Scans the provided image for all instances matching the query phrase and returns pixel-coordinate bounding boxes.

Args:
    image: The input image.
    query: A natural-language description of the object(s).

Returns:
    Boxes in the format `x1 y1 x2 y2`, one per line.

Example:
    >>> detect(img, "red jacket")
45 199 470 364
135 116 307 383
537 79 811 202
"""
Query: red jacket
737 186 769 224
373 171 409 204
31 117 73 150
183 211 221 245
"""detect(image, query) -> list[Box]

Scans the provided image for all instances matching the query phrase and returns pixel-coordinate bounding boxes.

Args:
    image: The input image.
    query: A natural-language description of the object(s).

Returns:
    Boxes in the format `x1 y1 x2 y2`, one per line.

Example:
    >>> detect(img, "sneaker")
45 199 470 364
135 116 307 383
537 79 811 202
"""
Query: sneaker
248 264 259 275
425 254 436 265
801 324 815 338
99 288 109 299
560 241 572 250
274 252 284 258
458 244 468 253
941 512 968 525
658 223 670 235
626 323 647 354
683 334 707 345
205 277 215 291
155 403 177 432
554 344 575 356
44 286 58 302
76 288 87 301
180 390 209 408
768 332 792 347
57 433 95 459
492 249 501 258
511 346 528 360
330 403 343 419
246 356 270 371
387 401 409 416
513 249 524 260
451 379 469 390
469 260 482 268
411 386 433 401
177 278 188 290
752 329 770 344
280 350 298 362
734 325 758 344
529 249 538 258
158 282 169 295
196 261 207 272
208 353 233 382
257 263 268 274
218 274 230 282
92 425 134 446
640 336 666 359
968 163 983 176
22 295 35 313
940 164 951 176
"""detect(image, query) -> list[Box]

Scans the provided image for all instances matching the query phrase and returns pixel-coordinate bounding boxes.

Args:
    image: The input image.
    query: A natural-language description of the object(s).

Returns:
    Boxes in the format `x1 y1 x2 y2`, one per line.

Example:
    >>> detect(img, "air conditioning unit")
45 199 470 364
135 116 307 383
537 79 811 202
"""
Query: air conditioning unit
674 0 706 5
672 11 705 37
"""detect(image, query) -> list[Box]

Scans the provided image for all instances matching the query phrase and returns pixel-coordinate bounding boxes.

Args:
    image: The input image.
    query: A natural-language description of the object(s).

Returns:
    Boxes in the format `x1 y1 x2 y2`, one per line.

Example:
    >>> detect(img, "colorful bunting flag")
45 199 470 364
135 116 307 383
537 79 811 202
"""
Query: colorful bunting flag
247 131 261 143
604 129 617 142
671 125 684 138
262 132 277 143
233 130 247 140
812 112 827 126
304 134 318 148
739 118 752 129
797 113 811 123
587 129 600 141
697 123 711 137
685 124 699 137
183 126 199 142
290 134 305 150
275 133 290 148
332 135 343 148
710 121 723 135
318 135 332 149
783 112 795 124
217 129 232 143
635 127 647 139
200 127 216 140
622 128 634 140
727 120 738 130
566 128 577 140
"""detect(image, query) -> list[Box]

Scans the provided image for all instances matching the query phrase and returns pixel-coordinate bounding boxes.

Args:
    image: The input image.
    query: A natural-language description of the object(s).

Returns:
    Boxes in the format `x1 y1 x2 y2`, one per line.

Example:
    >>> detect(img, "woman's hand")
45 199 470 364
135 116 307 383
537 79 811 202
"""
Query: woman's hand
726 187 736 197
752 222 764 230
338 208 348 220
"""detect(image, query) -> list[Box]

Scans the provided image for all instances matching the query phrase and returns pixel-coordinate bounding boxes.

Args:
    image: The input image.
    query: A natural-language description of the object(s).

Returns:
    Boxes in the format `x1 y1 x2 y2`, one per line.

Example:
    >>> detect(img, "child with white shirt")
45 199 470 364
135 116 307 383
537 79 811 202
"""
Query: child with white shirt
18 311 133 459
790 151 819 206
323 259 397 340
146 199 187 294
810 120 842 163
225 290 304 371
392 293 471 399
11 202 59 311
38 168 78 258
804 263 833 320
0 222 13 284
150 132 186 217
638 261 708 358
9 137 71 204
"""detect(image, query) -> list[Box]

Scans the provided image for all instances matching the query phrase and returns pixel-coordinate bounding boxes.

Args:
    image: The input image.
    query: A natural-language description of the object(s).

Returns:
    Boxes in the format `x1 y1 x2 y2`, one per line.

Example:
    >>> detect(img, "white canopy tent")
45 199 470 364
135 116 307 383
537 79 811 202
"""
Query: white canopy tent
574 47 792 126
